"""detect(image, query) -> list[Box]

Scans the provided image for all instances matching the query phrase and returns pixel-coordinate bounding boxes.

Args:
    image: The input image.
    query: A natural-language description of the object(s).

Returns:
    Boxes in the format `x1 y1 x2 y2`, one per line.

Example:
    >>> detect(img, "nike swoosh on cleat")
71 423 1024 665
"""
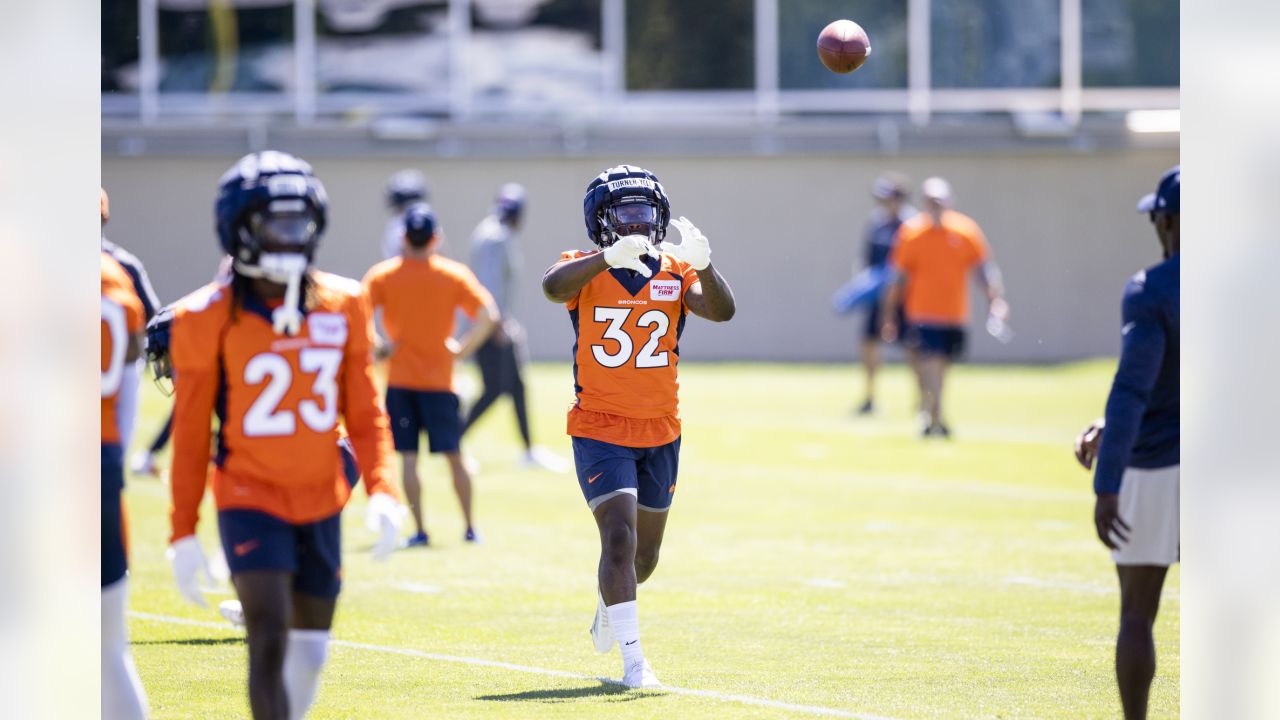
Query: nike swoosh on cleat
587 472 603 484
234 540 259 557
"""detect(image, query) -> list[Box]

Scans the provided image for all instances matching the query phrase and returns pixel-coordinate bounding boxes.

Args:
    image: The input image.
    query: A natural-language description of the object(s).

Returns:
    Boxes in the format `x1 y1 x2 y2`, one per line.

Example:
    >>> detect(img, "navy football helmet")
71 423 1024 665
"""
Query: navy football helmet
583 165 670 248
387 169 428 209
144 305 175 395
215 151 328 280
495 182 525 223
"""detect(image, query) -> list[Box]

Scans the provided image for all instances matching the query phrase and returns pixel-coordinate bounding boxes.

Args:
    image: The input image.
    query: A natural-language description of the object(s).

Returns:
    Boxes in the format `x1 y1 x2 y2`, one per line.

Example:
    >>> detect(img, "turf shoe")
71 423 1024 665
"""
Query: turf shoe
621 658 660 689
590 593 614 653
401 531 429 548
219 600 245 627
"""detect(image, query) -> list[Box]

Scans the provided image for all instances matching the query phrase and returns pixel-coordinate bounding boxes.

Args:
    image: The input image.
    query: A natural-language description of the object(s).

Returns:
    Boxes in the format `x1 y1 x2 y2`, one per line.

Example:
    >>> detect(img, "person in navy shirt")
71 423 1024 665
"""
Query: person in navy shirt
856 173 915 414
1073 165 1179 720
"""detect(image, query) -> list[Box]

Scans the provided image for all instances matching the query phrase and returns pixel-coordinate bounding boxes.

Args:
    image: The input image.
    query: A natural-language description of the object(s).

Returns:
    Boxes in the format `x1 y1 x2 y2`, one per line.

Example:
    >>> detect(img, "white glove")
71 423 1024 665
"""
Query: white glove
603 235 659 278
168 536 215 608
663 216 711 271
365 492 406 562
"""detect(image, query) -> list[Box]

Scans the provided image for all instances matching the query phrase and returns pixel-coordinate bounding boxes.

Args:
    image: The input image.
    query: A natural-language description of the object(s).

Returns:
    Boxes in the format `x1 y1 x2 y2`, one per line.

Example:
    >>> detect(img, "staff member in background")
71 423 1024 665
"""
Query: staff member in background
381 169 429 260
854 173 916 415
365 203 500 546
463 183 567 472
1073 166 1179 720
881 177 1009 437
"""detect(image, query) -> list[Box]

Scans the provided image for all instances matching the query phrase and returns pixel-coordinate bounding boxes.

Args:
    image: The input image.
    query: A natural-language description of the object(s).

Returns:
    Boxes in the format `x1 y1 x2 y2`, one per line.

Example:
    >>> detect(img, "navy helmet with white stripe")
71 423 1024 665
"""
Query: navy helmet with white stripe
583 165 671 248
215 150 328 273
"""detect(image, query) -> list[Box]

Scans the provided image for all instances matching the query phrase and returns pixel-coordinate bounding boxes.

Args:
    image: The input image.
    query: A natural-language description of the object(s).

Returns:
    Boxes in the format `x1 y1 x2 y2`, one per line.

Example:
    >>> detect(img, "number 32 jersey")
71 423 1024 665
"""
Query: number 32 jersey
556 250 699 448
167 272 395 542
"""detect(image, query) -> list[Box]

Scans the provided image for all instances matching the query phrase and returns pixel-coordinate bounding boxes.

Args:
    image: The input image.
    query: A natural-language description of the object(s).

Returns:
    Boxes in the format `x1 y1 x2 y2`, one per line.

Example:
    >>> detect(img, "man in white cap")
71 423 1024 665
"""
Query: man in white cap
880 177 1009 437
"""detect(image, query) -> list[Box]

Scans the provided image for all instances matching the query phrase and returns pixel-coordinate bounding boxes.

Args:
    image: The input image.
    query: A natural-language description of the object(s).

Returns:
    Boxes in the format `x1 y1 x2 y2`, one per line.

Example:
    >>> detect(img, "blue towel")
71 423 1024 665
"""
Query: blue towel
832 266 888 314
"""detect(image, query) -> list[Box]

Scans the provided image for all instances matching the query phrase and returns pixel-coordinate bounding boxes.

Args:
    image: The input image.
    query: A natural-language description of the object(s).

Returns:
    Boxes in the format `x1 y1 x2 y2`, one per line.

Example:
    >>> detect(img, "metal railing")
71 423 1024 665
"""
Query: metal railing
103 0 1179 127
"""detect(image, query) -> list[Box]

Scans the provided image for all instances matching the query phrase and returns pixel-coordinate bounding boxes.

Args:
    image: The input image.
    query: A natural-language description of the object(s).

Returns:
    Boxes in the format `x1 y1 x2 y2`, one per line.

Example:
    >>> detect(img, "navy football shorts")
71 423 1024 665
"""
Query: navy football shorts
385 387 462 454
573 436 681 512
865 299 907 341
102 444 127 587
217 509 343 599
906 323 966 360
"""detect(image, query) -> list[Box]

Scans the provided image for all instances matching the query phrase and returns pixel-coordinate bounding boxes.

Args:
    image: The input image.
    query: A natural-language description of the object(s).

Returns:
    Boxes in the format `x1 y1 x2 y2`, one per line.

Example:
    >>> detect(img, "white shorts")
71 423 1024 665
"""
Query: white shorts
1111 465 1180 566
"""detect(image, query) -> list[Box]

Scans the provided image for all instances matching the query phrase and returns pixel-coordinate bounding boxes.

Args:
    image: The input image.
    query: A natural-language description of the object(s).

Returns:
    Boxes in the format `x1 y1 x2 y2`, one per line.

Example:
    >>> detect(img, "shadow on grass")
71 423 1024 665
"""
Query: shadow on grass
477 682 652 704
133 637 242 647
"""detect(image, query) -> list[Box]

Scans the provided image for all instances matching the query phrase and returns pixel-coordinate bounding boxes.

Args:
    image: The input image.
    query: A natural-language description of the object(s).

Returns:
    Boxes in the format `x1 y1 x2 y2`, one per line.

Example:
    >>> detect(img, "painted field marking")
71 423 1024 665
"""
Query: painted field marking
130 611 901 720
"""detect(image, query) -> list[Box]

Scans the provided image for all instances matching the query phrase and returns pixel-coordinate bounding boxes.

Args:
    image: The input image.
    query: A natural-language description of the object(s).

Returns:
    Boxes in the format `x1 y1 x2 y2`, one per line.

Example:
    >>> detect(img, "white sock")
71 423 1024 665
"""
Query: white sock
102 578 149 720
283 629 330 720
606 600 643 665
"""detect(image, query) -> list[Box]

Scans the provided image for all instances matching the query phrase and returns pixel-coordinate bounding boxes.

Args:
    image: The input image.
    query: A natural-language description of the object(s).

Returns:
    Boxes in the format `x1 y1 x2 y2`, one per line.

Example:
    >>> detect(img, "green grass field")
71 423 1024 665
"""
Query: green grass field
123 361 1178 719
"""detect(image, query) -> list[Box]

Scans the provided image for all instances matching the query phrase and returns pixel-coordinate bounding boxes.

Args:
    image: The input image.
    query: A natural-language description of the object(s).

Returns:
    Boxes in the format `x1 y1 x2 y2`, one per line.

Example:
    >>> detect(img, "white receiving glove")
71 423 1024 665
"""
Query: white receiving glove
603 235 659 278
664 216 712 270
168 536 215 608
365 492 406 562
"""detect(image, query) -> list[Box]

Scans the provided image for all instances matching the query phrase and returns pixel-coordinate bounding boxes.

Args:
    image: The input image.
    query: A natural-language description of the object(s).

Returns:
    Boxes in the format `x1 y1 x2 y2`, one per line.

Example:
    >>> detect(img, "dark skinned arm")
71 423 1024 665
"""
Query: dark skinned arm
684 262 736 322
542 252 609 304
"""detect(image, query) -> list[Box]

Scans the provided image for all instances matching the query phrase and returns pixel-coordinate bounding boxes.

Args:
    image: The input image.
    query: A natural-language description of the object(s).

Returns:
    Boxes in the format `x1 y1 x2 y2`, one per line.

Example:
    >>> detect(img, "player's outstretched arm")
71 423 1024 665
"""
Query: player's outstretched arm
667 217 734 322
542 252 610 303
685 263 735 322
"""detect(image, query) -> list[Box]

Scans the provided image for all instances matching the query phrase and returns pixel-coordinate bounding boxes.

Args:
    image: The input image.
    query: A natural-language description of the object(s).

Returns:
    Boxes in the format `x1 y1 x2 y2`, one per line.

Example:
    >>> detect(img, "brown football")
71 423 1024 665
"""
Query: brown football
817 19 871 74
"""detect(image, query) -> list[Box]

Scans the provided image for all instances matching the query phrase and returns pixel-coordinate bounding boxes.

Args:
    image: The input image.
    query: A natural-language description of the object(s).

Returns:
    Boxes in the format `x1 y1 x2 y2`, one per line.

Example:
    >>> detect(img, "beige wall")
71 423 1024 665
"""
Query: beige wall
102 149 1177 362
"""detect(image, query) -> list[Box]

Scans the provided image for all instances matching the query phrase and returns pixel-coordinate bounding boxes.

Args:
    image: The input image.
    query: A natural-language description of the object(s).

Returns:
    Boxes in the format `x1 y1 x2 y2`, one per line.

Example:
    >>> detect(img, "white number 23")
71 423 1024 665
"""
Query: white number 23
243 348 342 436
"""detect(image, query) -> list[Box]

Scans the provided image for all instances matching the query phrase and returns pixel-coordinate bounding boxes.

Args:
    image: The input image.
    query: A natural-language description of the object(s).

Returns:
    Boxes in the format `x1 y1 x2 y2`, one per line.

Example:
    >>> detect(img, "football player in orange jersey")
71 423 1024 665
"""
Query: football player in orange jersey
102 252 150 719
363 203 498 547
542 166 736 688
164 151 405 720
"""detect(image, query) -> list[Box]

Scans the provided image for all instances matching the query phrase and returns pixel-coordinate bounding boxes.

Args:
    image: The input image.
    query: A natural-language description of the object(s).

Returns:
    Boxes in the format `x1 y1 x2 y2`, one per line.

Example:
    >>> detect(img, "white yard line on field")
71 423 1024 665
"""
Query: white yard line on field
129 611 901 720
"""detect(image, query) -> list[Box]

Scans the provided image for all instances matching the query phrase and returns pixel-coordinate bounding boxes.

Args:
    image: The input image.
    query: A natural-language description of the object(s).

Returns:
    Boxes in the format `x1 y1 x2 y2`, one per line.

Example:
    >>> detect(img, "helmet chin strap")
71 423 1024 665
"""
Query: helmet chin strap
233 253 309 336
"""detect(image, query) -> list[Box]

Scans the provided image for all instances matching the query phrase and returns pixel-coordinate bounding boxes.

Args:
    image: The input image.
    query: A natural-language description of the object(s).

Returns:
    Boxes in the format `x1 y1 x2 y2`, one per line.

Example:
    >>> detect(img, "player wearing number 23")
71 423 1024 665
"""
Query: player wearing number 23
165 151 403 720
543 165 736 689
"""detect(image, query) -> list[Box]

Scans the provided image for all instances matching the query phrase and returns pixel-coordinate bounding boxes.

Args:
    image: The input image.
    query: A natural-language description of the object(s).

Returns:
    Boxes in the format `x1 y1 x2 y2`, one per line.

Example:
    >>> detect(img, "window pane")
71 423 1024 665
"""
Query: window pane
102 0 140 96
316 2 450 96
780 0 907 89
626 0 753 90
930 0 1060 88
1083 0 1178 87
468 0 605 110
158 3 294 94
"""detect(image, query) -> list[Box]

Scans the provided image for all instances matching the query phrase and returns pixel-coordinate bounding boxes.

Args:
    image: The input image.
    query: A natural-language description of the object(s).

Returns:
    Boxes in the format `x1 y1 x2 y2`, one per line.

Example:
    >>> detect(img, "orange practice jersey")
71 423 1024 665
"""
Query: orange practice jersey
362 255 493 391
555 250 700 448
102 253 145 446
167 272 396 542
889 210 990 325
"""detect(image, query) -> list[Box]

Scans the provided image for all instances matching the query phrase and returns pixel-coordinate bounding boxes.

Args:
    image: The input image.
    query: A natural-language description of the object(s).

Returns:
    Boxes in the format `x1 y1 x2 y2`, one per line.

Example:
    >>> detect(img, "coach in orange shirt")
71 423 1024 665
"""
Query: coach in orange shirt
881 177 1009 437
364 203 499 546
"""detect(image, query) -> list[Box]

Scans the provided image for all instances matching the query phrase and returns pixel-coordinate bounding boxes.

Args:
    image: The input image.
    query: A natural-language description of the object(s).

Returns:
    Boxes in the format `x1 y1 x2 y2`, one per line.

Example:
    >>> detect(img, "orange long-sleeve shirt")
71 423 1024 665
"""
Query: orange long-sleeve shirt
167 271 396 542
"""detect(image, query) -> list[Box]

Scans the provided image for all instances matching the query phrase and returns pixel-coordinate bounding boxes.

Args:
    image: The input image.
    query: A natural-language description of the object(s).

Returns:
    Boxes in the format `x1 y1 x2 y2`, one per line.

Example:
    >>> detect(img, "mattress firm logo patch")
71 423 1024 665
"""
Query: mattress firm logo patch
649 280 680 302
308 312 348 346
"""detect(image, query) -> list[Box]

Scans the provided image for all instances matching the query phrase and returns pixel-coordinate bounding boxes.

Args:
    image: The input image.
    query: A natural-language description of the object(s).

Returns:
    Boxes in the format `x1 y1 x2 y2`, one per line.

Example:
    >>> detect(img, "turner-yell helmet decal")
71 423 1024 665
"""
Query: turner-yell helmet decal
583 165 671 248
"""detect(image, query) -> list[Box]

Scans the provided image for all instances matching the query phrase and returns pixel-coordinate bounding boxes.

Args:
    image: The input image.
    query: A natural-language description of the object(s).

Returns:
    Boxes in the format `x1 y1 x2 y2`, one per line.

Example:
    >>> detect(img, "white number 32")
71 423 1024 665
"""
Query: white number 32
243 348 342 436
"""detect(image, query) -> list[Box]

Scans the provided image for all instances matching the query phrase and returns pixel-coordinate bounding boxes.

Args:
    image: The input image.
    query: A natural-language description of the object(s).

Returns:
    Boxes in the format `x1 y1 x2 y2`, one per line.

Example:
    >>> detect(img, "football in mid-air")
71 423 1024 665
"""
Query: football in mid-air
817 19 871 74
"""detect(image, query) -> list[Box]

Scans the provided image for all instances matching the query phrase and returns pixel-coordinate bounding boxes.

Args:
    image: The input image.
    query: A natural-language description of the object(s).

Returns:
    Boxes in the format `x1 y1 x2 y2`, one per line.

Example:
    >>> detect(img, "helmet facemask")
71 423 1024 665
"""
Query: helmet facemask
232 197 322 336
597 199 659 249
